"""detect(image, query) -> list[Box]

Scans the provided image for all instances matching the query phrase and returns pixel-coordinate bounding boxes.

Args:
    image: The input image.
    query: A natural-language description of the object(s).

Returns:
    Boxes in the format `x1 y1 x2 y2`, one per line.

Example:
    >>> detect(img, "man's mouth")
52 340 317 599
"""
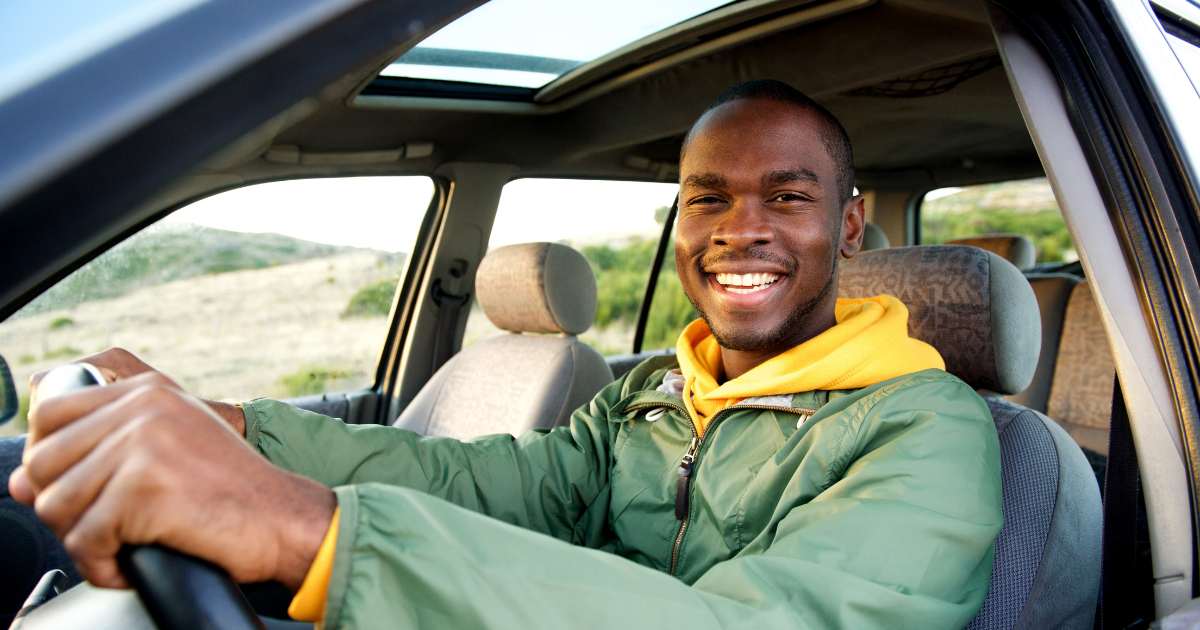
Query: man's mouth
713 272 781 295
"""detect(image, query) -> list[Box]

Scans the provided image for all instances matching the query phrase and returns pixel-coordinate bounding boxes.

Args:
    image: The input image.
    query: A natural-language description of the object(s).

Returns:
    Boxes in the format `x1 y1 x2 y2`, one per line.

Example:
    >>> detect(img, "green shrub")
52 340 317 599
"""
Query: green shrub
342 279 397 318
279 366 359 397
14 392 29 431
17 354 36 365
49 316 75 330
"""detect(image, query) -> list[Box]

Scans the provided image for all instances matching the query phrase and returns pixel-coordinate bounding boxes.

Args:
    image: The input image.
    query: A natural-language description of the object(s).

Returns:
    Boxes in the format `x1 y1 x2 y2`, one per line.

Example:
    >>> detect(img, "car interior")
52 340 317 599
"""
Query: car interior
3 0 1197 627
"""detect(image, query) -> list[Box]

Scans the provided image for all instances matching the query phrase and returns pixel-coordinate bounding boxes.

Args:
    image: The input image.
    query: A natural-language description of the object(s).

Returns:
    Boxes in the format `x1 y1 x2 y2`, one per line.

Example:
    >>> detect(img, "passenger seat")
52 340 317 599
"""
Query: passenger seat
947 234 1037 270
394 242 613 439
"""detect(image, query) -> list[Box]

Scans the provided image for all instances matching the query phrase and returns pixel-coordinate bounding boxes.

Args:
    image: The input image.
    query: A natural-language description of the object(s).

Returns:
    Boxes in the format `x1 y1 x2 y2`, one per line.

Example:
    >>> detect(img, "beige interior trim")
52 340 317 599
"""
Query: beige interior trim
390 162 515 417
992 14 1193 617
537 0 873 103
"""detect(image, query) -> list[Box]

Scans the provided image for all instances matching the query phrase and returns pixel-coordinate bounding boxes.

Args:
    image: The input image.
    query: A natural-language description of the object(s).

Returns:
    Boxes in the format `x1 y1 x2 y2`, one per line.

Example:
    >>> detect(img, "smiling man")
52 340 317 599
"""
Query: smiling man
10 80 1002 629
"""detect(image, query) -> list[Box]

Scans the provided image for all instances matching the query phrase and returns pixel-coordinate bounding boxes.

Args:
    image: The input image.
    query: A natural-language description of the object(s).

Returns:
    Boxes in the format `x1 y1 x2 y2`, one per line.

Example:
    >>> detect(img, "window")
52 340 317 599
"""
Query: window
1166 29 1200 93
463 178 677 355
641 237 699 351
381 0 739 89
919 177 1077 265
0 177 434 433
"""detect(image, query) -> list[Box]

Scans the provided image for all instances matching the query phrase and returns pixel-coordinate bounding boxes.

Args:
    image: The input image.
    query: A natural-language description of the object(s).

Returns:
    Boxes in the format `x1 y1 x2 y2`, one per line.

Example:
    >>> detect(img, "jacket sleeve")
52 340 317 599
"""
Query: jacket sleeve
316 379 1003 629
240 380 623 543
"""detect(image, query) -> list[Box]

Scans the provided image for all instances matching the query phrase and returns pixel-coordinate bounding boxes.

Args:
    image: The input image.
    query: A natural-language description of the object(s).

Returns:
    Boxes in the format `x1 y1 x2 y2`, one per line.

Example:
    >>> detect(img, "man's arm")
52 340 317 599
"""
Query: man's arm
241 380 623 543
310 379 1002 629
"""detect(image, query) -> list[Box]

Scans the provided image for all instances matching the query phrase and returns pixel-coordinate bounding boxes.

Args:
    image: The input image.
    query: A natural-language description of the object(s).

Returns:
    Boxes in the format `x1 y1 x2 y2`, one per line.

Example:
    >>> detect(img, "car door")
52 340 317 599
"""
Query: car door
989 0 1200 624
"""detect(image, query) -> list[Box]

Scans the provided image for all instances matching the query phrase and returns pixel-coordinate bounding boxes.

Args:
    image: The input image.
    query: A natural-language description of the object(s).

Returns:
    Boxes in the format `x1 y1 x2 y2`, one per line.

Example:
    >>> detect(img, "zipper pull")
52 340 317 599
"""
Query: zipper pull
675 437 700 520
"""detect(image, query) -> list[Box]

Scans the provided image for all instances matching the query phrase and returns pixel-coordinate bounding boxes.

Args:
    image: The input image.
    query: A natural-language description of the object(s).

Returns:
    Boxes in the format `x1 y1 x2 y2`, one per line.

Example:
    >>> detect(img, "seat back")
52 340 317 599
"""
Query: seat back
947 233 1038 270
1046 281 1115 456
839 246 1101 629
1008 273 1079 412
394 243 612 439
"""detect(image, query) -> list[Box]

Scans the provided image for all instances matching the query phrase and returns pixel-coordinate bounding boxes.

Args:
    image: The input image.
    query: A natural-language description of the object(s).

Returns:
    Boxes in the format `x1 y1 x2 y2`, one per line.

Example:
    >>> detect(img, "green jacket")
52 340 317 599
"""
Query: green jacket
244 358 1002 629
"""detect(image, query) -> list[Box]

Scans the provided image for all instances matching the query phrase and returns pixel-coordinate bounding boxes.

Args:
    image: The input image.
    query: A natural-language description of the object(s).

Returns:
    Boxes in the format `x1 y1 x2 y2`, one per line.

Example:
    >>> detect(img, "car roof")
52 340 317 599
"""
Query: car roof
214 0 1039 192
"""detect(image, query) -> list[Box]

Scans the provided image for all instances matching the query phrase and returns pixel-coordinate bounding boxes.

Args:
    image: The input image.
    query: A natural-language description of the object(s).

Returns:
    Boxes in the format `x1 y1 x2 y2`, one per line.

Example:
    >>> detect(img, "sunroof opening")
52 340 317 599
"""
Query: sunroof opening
380 0 740 90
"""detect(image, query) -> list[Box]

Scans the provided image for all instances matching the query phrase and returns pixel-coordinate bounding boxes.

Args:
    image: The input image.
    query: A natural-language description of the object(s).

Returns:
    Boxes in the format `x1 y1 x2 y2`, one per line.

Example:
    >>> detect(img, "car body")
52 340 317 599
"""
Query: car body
1 0 1198 627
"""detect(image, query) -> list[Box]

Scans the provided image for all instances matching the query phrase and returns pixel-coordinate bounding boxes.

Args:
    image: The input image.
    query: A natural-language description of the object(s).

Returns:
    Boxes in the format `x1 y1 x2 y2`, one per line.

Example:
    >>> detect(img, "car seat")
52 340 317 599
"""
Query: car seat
947 234 1037 270
393 242 613 439
839 245 1102 629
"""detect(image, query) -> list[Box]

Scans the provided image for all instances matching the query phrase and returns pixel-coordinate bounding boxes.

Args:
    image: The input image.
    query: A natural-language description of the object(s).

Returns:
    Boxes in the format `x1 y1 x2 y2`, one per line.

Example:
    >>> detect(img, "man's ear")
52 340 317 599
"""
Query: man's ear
839 195 866 258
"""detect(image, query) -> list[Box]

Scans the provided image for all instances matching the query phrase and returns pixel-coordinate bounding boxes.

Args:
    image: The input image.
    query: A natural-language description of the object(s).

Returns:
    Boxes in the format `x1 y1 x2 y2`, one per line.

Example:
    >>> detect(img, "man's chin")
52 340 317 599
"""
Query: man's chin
705 318 789 353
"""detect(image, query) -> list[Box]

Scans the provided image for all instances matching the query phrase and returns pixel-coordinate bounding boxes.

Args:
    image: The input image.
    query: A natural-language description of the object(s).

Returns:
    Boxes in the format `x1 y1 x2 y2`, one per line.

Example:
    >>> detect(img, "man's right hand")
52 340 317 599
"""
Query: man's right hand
30 348 246 436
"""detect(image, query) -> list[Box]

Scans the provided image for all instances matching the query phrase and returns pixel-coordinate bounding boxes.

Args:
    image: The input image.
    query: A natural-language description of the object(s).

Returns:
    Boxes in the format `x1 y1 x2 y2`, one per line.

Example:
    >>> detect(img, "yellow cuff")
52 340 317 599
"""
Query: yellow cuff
287 506 340 622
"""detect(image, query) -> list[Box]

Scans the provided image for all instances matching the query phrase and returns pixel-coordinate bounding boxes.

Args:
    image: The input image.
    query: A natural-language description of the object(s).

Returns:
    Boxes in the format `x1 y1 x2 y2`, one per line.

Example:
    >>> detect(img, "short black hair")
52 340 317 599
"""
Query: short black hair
682 80 856 205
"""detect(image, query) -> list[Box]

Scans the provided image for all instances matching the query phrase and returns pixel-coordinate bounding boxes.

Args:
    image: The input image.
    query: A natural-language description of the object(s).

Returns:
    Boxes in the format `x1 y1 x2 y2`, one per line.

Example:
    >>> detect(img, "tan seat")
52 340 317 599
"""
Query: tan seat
1045 281 1115 456
1008 273 1079 412
393 242 613 439
947 234 1037 270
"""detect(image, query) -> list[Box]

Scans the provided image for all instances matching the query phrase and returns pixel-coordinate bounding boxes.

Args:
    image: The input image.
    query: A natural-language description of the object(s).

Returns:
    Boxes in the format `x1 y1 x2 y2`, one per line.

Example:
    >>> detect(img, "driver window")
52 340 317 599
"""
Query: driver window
0 176 434 434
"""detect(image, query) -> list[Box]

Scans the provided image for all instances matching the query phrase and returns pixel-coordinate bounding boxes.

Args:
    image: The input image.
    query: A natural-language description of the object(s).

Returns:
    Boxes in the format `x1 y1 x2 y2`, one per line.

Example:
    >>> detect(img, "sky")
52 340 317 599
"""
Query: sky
166 177 677 253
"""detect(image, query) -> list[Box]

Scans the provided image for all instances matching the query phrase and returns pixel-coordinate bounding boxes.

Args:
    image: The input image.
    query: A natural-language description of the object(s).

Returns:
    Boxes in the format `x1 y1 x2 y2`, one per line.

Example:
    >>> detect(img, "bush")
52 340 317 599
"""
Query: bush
279 365 359 397
49 316 75 330
342 278 397 318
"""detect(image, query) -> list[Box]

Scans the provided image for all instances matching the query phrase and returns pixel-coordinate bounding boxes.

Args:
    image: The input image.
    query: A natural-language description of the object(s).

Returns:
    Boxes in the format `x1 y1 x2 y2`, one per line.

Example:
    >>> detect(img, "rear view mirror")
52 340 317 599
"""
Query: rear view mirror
0 354 15 424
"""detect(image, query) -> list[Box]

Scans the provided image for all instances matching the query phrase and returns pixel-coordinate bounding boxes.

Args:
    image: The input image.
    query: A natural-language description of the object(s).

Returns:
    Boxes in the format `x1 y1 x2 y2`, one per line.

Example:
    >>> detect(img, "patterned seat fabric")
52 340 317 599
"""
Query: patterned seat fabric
1046 282 1115 455
841 246 1100 629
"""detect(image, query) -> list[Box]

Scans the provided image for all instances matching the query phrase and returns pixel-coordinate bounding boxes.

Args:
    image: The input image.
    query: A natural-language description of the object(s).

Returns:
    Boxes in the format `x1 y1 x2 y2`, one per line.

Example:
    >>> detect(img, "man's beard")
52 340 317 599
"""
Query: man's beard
689 255 837 353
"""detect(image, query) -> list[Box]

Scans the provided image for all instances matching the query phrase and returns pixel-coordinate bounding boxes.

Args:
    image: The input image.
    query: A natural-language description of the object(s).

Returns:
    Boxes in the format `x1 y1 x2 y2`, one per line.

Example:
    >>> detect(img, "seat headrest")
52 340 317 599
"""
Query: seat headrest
946 234 1037 270
862 222 890 251
838 245 1040 394
475 242 597 335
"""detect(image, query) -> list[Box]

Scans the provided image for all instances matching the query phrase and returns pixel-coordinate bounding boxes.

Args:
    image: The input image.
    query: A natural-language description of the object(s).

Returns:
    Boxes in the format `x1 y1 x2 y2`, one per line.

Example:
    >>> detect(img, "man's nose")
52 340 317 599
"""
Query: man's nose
711 200 772 249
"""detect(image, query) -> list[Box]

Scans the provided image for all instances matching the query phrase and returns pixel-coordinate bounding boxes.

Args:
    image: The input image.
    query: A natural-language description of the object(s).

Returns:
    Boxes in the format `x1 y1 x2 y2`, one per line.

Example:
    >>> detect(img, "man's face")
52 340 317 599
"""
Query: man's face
675 98 861 353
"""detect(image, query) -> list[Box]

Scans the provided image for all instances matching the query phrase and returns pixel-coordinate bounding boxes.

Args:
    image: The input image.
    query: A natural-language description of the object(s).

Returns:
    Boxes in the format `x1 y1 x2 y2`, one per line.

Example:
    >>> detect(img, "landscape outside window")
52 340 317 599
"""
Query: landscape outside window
0 176 434 434
463 178 688 355
920 177 1078 264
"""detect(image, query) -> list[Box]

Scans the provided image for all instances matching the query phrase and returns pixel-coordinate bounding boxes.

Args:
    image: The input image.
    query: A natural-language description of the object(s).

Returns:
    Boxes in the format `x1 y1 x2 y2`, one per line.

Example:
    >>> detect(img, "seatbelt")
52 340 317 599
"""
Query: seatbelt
428 258 471 375
1099 375 1154 629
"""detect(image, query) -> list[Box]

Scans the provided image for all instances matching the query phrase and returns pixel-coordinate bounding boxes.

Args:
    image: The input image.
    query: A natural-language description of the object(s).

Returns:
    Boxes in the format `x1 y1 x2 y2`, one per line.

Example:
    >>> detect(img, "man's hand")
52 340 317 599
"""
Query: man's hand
30 347 246 436
8 372 334 590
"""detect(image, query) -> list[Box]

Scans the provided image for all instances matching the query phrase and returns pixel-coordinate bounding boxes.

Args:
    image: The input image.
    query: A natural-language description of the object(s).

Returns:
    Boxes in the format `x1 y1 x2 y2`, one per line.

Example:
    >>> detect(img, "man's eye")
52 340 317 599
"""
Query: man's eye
771 192 813 203
689 196 723 206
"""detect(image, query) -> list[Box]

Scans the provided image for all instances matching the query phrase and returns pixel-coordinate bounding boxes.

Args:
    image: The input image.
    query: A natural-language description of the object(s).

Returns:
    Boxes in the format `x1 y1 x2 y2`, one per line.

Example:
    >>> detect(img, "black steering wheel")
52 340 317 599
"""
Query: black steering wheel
34 364 263 630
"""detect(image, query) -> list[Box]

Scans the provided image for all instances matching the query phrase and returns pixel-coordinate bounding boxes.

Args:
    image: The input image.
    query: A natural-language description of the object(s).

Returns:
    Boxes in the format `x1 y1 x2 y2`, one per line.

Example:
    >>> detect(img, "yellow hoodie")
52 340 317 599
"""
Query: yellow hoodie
675 294 944 434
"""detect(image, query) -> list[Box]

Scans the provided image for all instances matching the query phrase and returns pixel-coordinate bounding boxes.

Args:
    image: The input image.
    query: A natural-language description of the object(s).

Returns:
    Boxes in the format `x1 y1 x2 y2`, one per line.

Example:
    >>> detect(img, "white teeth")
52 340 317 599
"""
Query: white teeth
714 272 780 292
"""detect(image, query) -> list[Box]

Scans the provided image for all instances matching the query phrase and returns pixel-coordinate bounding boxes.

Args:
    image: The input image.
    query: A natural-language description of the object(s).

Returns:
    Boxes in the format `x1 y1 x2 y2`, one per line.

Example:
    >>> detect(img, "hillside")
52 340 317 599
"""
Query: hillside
15 224 386 317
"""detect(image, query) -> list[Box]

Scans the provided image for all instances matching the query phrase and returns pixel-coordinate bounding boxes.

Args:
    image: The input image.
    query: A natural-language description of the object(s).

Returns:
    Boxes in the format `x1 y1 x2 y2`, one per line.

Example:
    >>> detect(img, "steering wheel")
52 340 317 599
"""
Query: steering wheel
33 364 263 630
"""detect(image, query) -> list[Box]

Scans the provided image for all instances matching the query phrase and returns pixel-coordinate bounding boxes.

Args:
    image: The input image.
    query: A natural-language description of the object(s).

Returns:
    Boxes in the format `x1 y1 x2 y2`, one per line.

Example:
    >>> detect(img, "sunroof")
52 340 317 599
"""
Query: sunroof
380 0 739 90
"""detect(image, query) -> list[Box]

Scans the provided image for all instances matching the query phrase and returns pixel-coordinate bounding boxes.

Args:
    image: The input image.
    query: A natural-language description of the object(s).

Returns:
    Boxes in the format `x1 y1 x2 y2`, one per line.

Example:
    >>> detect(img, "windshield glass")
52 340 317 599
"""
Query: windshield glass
381 0 739 89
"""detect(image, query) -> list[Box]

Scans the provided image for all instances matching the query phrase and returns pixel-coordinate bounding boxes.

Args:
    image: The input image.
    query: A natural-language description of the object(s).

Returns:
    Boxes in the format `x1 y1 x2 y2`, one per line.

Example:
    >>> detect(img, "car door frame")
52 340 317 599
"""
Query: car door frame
989 0 1200 620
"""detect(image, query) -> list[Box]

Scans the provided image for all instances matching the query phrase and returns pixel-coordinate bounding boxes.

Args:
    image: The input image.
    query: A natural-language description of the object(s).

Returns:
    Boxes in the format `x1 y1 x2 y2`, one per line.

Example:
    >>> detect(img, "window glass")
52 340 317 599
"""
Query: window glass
920 177 1077 264
381 0 739 89
0 177 434 434
642 238 699 351
1166 31 1200 93
463 178 677 355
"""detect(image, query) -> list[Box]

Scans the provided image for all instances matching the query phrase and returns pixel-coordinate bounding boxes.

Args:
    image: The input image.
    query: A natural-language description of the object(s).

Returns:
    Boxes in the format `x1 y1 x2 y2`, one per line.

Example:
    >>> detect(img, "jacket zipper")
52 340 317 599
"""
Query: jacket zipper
627 401 816 576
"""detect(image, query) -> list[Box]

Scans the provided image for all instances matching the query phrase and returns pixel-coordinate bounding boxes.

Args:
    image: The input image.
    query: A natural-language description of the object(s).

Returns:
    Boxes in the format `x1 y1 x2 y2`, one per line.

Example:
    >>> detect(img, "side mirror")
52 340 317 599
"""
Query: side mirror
0 354 15 424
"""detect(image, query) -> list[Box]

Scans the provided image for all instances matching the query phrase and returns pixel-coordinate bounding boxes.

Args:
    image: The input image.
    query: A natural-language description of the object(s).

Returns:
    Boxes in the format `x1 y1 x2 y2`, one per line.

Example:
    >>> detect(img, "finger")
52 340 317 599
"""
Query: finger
23 389 154 491
62 478 135 590
8 465 35 505
33 418 140 537
27 372 176 443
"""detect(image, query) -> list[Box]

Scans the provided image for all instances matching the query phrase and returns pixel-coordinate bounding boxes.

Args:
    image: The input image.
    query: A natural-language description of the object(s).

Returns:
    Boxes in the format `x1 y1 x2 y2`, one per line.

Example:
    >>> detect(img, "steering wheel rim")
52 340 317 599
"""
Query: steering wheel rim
35 364 263 630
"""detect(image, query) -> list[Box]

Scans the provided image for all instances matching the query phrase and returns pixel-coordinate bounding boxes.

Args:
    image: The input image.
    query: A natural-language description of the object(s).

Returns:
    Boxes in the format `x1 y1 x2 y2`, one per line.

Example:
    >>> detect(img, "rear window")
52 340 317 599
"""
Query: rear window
919 177 1077 264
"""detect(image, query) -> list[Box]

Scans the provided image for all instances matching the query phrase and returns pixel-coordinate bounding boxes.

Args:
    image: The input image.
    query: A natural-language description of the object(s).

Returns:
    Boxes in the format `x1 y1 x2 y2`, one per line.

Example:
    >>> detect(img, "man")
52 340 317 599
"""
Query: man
8 80 1001 628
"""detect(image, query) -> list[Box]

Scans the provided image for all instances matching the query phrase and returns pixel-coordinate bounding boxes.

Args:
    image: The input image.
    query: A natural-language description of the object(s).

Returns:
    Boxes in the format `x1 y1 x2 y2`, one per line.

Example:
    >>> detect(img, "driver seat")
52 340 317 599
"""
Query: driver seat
839 245 1102 629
